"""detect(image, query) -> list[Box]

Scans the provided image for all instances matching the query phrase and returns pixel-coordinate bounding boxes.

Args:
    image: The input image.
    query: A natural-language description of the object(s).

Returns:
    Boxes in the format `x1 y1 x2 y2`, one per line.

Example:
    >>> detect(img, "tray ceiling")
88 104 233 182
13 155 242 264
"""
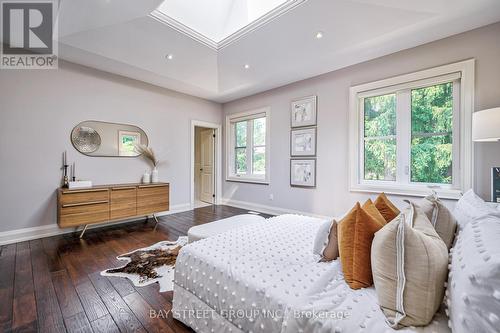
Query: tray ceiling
54 0 500 103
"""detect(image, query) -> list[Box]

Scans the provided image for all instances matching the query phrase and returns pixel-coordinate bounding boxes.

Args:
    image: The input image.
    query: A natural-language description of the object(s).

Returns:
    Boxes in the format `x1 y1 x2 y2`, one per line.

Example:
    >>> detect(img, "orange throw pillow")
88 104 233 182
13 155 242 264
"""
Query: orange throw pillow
362 199 387 226
338 202 386 289
374 193 400 222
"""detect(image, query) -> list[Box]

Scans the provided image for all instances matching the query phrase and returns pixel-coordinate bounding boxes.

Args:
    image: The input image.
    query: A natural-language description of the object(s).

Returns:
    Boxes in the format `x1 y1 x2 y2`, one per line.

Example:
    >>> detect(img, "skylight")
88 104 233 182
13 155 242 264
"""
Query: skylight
155 0 291 44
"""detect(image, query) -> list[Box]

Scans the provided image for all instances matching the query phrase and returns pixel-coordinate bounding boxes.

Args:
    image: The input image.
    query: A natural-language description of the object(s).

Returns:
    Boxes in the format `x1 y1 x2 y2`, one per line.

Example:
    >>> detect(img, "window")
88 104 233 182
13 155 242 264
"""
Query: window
363 94 397 181
411 83 454 184
226 107 270 183
349 60 474 199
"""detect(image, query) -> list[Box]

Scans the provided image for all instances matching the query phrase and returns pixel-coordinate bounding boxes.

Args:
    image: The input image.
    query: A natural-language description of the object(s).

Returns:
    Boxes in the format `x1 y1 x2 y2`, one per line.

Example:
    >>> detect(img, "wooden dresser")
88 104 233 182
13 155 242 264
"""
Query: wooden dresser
57 182 169 236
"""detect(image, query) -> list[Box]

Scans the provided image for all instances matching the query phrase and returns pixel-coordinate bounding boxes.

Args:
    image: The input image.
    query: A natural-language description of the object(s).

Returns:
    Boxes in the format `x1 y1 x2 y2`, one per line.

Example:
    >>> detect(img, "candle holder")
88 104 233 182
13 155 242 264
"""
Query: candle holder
62 164 69 188
62 151 69 188
71 162 76 182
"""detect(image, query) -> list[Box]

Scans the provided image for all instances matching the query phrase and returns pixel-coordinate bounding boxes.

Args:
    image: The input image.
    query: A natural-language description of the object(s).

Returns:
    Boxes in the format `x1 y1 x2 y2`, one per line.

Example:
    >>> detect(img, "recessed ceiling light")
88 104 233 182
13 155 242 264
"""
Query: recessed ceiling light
315 31 324 39
166 54 174 60
244 64 250 69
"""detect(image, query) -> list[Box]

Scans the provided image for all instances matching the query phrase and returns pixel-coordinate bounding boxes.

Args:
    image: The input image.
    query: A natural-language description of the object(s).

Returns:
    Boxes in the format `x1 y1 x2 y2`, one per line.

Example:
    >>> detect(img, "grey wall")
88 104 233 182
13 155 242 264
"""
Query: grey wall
222 22 500 218
1 23 499 233
0 61 222 233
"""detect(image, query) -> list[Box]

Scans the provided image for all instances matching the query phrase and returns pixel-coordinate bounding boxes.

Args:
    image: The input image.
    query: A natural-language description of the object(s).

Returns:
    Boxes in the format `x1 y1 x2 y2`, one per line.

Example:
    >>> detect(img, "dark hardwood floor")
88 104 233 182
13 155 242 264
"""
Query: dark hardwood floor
0 205 269 333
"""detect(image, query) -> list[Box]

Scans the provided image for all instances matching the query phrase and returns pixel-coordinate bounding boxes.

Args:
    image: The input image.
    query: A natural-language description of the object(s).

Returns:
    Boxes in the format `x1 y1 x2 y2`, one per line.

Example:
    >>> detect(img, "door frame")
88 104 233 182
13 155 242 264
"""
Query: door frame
190 120 222 208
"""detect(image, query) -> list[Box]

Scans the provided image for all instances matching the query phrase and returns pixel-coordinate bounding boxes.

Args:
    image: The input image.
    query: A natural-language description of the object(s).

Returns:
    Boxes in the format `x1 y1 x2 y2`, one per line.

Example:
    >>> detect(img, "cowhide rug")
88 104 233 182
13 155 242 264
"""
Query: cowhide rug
101 236 188 292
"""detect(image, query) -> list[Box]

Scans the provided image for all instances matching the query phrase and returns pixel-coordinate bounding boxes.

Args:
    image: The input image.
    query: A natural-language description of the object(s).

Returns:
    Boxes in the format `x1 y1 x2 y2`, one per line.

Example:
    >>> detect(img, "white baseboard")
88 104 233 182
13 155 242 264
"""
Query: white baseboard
156 203 193 217
220 198 333 220
0 203 192 246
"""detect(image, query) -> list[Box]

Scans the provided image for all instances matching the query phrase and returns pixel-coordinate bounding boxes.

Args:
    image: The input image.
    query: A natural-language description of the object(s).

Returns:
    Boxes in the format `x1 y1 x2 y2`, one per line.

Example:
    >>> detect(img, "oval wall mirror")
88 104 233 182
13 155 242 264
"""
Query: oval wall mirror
71 120 148 157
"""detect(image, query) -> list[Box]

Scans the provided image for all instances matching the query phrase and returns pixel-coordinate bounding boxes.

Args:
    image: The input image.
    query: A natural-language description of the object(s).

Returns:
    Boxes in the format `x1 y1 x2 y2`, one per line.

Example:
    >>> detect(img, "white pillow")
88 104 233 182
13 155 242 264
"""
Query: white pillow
453 190 500 228
313 220 333 257
446 213 500 333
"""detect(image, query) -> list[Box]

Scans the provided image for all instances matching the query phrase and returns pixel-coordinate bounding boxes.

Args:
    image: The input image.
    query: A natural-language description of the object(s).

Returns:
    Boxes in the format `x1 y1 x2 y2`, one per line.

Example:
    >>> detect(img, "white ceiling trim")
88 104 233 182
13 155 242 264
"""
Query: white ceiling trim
149 10 219 50
149 0 308 51
218 0 307 49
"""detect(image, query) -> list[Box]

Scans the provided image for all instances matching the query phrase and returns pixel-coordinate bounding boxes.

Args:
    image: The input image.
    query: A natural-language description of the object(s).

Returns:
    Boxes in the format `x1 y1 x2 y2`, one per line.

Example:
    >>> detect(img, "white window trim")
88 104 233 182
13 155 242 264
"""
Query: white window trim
225 107 271 184
349 59 475 200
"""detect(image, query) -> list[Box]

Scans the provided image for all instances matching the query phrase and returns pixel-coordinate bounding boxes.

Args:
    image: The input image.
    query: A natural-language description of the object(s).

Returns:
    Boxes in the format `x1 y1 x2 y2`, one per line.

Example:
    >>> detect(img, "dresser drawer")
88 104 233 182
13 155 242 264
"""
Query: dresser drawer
110 187 137 220
60 188 109 205
57 183 170 230
137 185 169 216
59 201 110 227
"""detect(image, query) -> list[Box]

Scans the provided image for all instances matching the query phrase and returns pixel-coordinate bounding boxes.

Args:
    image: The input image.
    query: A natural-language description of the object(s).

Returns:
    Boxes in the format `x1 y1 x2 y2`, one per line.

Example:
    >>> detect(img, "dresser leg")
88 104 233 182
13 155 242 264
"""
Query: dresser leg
153 214 160 231
79 224 88 239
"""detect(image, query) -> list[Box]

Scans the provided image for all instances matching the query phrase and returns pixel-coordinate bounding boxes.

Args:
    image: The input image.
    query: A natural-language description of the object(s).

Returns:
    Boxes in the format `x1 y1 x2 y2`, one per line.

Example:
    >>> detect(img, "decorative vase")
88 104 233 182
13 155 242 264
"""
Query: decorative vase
151 167 159 183
142 171 151 184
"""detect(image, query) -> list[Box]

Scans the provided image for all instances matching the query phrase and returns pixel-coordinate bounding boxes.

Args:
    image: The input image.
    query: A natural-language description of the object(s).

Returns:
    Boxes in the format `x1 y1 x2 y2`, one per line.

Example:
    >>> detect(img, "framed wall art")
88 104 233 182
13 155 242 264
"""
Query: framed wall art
290 159 316 187
291 95 317 128
291 127 316 156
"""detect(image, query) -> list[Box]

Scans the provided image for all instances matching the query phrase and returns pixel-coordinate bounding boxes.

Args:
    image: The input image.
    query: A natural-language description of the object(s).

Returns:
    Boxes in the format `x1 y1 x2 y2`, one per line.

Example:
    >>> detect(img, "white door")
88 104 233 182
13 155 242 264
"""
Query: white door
200 129 215 204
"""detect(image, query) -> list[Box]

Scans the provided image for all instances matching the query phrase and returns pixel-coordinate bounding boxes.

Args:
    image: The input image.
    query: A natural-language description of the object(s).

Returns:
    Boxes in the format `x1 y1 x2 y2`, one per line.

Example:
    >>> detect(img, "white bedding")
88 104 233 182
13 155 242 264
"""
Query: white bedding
172 214 451 333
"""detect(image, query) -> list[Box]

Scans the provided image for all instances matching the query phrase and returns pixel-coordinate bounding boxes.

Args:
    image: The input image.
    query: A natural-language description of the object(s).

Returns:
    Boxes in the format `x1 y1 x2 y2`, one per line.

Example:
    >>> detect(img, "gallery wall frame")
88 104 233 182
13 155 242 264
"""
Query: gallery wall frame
290 158 316 187
290 127 317 157
291 95 317 128
289 95 318 188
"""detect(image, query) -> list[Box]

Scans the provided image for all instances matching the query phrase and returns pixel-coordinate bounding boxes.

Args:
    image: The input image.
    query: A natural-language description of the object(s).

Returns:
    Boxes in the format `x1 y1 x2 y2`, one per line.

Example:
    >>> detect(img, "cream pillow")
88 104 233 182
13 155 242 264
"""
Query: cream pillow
371 203 448 328
322 220 339 261
312 220 338 261
416 193 457 249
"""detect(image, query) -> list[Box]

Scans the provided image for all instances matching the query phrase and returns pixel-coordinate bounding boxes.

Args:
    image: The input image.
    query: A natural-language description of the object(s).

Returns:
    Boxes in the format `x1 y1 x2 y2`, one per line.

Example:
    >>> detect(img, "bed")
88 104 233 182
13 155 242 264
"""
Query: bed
172 214 450 333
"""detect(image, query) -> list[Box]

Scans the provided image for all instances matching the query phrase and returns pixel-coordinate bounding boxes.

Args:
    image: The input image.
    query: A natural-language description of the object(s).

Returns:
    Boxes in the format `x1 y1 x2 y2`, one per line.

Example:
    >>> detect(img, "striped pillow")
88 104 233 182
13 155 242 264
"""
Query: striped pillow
372 203 448 328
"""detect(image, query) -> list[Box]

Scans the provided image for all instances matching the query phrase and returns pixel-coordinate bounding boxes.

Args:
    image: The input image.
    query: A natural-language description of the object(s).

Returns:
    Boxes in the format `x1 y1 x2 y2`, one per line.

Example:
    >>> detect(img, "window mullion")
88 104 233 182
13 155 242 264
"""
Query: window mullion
231 123 236 176
396 90 411 184
359 99 365 183
246 120 253 175
452 80 461 189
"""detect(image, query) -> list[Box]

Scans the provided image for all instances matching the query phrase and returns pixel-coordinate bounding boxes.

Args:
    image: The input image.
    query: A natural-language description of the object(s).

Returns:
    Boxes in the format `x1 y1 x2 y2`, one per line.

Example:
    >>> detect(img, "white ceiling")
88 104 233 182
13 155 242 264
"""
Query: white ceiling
54 0 500 103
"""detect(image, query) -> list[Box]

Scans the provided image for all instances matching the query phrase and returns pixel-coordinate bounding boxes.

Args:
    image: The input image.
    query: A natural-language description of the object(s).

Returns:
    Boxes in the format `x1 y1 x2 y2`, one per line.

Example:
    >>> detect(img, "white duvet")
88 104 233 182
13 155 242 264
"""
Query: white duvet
173 214 450 333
